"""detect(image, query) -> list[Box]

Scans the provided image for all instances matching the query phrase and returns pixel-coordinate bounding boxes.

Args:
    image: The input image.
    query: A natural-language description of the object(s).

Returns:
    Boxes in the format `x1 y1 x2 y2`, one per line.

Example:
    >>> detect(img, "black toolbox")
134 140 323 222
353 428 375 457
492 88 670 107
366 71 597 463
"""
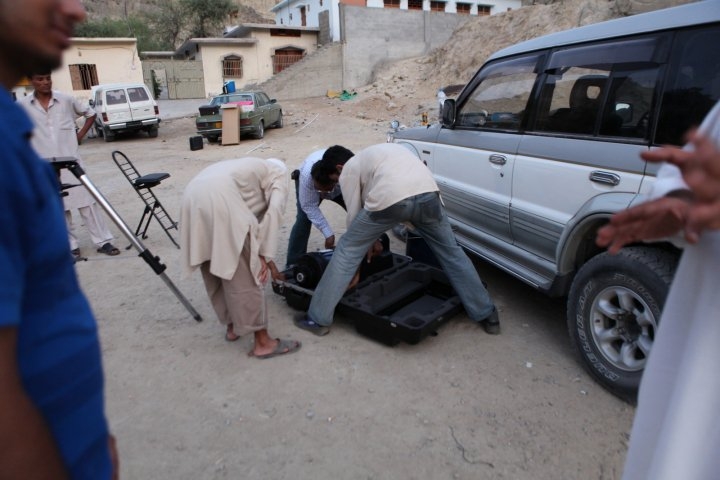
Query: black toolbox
272 245 463 346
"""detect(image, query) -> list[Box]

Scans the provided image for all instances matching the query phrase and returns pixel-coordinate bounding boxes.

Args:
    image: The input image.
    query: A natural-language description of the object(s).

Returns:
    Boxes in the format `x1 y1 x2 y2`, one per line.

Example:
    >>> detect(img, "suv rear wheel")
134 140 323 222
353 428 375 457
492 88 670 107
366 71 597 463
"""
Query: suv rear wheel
567 247 677 402
102 126 115 142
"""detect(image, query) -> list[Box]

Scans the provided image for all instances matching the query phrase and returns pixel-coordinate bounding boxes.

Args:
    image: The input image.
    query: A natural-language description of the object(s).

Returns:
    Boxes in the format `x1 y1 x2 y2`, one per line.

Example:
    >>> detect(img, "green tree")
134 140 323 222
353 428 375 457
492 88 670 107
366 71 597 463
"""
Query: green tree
75 16 165 52
181 0 236 38
143 0 186 50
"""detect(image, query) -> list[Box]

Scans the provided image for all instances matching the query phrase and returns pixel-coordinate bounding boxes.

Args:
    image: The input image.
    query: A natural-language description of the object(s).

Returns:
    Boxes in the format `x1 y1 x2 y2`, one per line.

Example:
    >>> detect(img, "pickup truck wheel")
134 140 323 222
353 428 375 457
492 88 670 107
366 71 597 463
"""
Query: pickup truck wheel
255 121 264 139
147 125 159 138
567 247 676 403
102 126 115 142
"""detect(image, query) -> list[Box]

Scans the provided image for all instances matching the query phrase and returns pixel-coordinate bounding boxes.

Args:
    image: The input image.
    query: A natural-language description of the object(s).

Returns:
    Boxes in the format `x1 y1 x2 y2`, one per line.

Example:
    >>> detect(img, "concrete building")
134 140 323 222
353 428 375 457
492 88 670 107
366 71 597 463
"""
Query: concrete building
271 0 521 42
15 38 143 101
163 24 319 98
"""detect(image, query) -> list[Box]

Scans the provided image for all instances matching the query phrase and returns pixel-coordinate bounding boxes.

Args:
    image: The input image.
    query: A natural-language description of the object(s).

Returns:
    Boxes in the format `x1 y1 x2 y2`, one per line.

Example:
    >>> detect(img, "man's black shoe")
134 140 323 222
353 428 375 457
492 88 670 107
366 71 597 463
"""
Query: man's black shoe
480 307 500 335
293 313 330 336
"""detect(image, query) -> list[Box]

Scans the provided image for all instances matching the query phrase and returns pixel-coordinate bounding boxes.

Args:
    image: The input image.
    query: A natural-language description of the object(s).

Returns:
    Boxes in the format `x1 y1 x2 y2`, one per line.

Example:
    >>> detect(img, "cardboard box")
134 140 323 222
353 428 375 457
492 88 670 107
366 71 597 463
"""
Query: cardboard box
220 104 240 145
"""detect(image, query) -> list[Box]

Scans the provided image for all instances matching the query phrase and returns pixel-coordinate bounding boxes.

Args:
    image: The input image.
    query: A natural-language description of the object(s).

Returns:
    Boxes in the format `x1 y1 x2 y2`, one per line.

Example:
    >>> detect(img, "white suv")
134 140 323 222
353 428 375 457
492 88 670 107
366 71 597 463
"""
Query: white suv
390 1 720 401
90 83 160 142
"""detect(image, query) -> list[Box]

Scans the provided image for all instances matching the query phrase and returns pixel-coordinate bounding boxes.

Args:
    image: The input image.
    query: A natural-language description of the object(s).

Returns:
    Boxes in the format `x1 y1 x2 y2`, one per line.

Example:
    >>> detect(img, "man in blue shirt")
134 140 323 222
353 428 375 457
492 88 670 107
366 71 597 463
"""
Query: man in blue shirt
0 1 117 478
285 146 352 268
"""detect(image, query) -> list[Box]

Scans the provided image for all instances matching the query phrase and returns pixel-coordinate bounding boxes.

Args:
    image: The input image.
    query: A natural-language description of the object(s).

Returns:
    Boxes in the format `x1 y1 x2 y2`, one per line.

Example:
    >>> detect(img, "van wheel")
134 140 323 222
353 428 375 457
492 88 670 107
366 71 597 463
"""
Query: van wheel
567 247 677 403
103 127 115 142
147 126 159 138
255 121 264 139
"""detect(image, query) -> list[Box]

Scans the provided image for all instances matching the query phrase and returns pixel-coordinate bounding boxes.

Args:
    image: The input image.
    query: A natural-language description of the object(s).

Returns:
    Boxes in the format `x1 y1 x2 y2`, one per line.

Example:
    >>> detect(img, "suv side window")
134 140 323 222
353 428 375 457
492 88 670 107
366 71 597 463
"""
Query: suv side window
533 35 666 140
656 26 720 146
106 89 127 105
127 87 149 103
456 54 540 131
255 93 268 107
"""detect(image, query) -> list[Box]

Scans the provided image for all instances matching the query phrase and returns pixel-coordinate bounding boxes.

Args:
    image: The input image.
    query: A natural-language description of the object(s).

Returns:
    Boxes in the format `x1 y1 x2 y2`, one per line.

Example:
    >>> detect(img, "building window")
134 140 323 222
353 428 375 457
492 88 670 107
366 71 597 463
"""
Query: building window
456 2 471 14
68 64 98 90
408 0 422 10
478 5 491 15
384 0 401 8
223 55 243 78
430 1 445 12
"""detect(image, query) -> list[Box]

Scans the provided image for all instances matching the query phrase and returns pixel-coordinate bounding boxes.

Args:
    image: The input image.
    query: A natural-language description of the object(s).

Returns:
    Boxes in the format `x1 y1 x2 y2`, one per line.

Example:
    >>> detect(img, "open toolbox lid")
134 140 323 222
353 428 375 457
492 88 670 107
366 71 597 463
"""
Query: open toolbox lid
271 247 464 346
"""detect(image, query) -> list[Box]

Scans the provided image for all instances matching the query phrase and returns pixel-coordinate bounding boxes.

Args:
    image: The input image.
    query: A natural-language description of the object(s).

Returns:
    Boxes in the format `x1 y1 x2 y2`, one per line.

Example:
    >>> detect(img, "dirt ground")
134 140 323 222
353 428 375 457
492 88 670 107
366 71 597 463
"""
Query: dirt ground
73 94 634 480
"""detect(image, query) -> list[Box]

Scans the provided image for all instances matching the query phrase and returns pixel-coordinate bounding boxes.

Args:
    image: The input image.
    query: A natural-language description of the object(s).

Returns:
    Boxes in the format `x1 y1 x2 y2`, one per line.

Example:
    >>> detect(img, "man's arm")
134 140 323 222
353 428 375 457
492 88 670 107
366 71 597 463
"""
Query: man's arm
72 96 96 145
76 114 96 144
0 327 68 479
298 171 335 239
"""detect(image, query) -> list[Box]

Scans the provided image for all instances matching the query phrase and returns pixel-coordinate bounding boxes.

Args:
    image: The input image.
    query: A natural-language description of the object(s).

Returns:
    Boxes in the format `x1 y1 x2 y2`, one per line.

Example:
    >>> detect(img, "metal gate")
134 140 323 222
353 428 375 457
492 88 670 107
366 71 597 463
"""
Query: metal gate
142 60 205 99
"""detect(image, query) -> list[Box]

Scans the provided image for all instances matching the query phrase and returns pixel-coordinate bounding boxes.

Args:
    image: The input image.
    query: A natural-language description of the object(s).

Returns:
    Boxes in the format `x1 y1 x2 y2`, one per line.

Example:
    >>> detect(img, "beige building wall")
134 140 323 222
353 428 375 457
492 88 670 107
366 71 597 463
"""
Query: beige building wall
16 38 143 102
197 29 318 97
56 38 144 101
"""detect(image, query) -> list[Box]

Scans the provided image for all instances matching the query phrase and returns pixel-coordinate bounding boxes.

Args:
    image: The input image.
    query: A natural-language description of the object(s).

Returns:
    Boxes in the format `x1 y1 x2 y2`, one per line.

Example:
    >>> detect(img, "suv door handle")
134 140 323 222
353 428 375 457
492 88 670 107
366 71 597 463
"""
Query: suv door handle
489 154 507 165
589 171 621 186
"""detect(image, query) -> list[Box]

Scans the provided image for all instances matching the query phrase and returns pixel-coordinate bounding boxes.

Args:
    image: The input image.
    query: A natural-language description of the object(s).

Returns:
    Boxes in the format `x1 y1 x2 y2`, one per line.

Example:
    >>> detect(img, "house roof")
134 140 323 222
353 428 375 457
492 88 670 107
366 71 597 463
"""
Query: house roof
71 37 137 45
224 23 319 38
174 37 258 58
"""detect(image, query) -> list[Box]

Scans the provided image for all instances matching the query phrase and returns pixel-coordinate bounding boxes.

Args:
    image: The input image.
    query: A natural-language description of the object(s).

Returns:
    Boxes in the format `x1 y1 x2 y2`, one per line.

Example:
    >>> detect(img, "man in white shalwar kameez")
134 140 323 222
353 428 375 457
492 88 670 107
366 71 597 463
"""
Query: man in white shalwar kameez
180 157 301 359
597 100 720 480
19 72 120 260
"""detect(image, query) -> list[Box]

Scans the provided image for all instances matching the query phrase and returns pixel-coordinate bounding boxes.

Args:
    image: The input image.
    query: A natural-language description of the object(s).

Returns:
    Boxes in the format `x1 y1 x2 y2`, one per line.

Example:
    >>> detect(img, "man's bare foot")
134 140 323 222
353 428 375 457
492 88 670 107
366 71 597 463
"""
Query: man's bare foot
225 325 240 342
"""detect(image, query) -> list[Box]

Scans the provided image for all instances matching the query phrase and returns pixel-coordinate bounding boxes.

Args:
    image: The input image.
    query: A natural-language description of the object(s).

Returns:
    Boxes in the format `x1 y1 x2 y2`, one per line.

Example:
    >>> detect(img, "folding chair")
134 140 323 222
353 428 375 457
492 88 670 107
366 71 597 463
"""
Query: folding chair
111 150 179 248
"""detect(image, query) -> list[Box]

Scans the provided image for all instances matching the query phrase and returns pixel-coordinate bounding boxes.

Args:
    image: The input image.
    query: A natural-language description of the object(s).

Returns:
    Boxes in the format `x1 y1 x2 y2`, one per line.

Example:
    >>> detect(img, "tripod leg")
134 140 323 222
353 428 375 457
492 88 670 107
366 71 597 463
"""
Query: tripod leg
60 160 202 322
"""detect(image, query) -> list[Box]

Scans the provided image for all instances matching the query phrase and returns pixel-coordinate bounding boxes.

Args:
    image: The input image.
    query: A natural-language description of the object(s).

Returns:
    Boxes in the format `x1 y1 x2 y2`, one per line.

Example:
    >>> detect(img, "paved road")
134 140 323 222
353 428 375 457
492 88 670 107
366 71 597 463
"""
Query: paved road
157 98 206 120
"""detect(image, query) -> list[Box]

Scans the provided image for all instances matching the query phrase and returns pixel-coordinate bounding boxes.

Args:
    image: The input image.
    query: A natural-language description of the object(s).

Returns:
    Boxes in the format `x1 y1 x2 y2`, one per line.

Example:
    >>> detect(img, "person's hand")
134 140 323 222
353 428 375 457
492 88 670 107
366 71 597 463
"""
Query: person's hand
266 260 285 282
596 194 691 254
258 256 269 284
347 271 360 290
365 239 383 263
324 235 336 249
641 131 720 242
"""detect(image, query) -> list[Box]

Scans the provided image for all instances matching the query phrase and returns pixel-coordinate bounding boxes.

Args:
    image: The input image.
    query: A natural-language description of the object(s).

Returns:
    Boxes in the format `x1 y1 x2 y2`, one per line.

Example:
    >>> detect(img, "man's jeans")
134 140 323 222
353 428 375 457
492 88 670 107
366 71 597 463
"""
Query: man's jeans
307 191 495 326
286 172 345 267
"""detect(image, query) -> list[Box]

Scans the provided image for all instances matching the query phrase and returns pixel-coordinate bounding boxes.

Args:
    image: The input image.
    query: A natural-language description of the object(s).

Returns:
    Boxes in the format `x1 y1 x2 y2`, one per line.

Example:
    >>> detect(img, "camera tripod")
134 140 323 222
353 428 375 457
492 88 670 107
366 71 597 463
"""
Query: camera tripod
51 157 202 322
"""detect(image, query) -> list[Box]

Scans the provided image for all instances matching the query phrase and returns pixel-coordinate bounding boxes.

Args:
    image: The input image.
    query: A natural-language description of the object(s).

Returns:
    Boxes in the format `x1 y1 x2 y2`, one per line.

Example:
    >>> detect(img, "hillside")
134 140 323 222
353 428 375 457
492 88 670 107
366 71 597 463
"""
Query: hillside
83 0 275 25
363 0 696 115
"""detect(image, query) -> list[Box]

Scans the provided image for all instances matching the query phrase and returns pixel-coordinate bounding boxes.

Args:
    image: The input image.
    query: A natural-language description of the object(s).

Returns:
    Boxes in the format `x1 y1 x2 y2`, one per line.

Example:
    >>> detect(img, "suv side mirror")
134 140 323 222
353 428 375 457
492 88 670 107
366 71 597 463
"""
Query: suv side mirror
89 99 95 107
441 99 456 128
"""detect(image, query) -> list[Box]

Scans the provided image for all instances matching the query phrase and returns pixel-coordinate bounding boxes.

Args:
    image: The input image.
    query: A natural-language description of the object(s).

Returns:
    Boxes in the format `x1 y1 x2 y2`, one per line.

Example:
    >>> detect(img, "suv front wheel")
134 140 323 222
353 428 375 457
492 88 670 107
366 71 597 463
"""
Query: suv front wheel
567 247 677 402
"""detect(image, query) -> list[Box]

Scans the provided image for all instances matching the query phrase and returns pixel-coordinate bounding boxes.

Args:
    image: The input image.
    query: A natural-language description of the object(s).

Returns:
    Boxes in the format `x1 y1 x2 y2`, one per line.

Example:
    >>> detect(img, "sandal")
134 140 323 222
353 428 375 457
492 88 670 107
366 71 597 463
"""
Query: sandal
97 242 120 256
248 338 301 359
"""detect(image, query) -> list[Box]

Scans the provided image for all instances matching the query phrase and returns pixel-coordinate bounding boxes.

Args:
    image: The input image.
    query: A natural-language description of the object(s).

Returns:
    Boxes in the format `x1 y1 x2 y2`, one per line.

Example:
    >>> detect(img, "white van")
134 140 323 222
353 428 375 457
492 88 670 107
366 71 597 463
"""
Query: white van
90 83 160 142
